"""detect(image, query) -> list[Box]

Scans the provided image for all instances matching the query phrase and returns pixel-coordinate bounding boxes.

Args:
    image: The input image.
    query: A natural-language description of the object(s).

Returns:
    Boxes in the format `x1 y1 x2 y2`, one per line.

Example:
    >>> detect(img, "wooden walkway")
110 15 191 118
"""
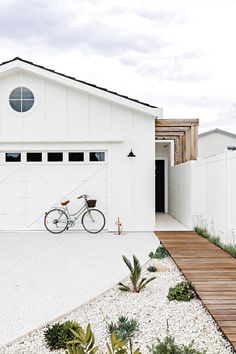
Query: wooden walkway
156 231 236 351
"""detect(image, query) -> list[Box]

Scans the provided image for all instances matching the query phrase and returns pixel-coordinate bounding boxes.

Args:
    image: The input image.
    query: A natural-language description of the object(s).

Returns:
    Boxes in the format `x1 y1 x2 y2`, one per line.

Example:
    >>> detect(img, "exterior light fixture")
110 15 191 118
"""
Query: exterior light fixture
127 149 136 157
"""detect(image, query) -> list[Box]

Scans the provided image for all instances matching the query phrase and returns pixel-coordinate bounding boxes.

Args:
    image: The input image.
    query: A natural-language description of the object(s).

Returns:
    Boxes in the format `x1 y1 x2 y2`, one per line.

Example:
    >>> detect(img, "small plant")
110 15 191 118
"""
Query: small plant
194 226 236 257
210 235 221 247
44 321 82 351
66 323 98 354
223 243 236 257
194 226 209 239
167 281 195 302
151 336 205 354
106 331 141 354
147 265 157 272
107 316 139 340
65 325 140 354
149 245 169 259
118 255 155 293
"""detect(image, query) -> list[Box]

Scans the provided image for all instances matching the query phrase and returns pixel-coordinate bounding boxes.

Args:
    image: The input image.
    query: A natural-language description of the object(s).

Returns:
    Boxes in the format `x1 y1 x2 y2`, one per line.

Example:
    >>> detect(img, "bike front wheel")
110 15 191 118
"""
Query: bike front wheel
82 208 106 234
44 208 69 234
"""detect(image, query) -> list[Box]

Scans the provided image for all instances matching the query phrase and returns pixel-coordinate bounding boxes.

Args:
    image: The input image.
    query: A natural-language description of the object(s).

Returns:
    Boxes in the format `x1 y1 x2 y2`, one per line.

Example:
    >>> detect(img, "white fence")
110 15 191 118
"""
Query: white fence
168 150 236 244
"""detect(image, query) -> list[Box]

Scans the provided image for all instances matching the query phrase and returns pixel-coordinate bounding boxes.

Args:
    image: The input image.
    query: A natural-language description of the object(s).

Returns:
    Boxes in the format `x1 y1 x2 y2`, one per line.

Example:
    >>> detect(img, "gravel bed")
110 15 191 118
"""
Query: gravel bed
0 257 234 354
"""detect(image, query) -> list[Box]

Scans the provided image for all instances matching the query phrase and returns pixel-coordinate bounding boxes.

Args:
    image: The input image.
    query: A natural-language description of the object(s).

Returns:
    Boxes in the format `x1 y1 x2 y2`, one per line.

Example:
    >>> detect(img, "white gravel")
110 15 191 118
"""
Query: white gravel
0 257 234 354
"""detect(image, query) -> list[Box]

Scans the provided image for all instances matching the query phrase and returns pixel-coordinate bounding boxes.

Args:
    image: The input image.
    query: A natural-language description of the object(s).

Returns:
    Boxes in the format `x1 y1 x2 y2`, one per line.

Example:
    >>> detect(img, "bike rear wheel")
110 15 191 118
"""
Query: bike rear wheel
44 208 69 234
82 208 105 234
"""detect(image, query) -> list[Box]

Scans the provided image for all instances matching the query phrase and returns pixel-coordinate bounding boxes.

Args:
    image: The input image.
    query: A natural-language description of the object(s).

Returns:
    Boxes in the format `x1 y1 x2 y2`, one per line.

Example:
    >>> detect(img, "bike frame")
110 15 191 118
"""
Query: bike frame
59 200 94 226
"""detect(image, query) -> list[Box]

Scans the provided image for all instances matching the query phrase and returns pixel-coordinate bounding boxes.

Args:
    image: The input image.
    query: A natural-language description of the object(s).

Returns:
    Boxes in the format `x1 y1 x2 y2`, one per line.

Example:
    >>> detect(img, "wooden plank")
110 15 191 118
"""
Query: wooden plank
155 231 236 350
185 128 191 161
155 126 191 132
222 327 236 334
156 131 185 137
210 310 236 315
156 118 199 126
213 315 236 320
191 124 198 160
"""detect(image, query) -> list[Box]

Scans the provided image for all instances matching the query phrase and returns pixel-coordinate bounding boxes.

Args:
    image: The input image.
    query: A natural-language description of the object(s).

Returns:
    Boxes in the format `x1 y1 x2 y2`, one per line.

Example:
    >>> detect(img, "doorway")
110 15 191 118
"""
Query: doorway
155 160 165 212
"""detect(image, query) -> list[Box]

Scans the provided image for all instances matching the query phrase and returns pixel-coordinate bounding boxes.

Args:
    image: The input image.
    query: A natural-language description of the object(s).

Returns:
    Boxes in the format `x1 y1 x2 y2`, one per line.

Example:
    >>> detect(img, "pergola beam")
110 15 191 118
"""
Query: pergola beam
156 118 199 165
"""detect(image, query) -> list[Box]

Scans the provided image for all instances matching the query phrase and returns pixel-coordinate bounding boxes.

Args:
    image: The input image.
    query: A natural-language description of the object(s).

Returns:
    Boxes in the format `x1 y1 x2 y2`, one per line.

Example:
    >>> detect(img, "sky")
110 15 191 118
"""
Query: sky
0 0 236 133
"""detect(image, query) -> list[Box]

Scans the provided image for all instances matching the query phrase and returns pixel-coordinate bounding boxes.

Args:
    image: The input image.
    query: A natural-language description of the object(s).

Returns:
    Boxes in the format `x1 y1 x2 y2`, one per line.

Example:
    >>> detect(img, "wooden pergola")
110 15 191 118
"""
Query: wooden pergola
155 118 199 165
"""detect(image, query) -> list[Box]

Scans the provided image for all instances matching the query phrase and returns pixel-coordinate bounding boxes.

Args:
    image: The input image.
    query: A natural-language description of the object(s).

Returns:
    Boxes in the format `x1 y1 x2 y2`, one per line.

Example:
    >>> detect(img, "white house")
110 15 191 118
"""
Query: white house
0 57 165 231
198 128 236 158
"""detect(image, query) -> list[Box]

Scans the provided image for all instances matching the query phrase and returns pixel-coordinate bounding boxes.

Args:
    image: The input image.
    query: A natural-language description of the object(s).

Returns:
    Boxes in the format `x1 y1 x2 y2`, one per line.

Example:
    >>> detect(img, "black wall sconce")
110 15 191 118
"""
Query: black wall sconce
127 149 136 157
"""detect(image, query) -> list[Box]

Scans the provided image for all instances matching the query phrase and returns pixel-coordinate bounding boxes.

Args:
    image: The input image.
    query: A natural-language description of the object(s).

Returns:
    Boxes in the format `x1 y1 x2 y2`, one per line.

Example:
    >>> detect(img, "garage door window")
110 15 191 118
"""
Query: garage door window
27 153 42 162
68 152 84 162
5 152 21 162
89 152 105 162
47 152 63 162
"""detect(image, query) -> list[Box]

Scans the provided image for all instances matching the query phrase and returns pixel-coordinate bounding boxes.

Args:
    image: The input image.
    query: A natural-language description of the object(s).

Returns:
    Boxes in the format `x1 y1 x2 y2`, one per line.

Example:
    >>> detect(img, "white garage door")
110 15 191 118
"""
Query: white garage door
0 151 108 230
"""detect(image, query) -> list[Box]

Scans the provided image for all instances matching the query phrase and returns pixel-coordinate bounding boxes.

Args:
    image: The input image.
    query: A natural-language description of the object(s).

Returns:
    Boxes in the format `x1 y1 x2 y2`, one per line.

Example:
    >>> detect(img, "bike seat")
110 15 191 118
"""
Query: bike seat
61 200 70 206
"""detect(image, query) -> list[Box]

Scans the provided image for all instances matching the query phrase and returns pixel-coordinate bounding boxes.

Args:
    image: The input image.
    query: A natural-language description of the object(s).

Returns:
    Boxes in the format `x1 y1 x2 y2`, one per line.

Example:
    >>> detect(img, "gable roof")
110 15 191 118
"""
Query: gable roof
199 128 236 139
0 57 161 117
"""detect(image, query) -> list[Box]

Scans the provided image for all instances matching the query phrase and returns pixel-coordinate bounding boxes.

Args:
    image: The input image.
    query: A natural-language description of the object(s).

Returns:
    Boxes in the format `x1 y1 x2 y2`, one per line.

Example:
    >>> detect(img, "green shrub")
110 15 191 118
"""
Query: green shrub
147 265 157 272
151 336 205 354
210 235 221 247
149 245 169 259
194 226 236 257
167 281 195 302
223 244 236 257
44 320 83 351
107 316 139 340
118 255 156 293
194 226 221 246
194 226 209 238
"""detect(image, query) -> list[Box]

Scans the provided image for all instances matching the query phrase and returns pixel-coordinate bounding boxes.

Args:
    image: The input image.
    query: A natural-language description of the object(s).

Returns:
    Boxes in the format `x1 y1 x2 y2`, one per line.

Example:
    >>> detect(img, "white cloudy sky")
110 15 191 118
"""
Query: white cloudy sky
0 0 236 133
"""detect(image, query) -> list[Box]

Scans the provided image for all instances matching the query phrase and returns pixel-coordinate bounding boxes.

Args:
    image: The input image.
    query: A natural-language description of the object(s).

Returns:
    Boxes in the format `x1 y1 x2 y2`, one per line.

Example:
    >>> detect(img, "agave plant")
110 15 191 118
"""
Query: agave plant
107 316 139 340
107 331 141 354
65 324 98 354
118 255 156 293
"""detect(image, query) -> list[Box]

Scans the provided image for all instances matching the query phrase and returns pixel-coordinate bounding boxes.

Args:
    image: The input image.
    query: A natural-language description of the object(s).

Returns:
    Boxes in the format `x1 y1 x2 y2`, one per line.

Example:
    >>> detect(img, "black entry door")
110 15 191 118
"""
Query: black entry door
155 160 165 212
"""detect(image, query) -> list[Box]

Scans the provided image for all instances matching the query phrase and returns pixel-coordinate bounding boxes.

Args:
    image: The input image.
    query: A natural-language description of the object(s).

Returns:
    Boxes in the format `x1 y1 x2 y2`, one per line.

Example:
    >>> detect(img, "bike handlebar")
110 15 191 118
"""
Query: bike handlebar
77 194 88 200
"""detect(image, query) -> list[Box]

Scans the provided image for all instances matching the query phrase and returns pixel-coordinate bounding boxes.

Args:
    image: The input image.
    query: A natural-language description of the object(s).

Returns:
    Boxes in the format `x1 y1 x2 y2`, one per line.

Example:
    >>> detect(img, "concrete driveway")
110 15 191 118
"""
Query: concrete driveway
0 231 158 346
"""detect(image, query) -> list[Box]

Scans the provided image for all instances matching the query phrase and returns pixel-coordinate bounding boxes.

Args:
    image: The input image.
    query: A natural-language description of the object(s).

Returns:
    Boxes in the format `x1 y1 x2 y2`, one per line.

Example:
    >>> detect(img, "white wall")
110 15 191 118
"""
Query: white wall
168 161 194 228
110 108 155 231
0 70 155 231
198 132 236 158
169 151 236 244
192 151 236 243
155 142 169 159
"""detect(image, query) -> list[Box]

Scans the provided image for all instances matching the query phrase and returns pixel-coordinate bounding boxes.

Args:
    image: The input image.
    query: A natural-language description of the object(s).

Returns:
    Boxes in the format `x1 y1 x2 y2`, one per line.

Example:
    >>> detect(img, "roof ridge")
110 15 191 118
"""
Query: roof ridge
0 57 158 109
199 128 236 138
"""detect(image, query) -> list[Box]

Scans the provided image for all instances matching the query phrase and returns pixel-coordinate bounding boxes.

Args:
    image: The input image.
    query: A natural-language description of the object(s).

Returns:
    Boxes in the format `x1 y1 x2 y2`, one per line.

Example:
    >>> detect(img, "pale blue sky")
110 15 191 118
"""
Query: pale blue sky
0 0 236 133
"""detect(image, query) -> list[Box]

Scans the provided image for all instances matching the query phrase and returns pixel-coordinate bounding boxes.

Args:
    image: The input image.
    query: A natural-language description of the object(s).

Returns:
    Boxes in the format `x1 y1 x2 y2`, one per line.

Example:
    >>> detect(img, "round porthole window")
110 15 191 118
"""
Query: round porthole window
9 87 34 112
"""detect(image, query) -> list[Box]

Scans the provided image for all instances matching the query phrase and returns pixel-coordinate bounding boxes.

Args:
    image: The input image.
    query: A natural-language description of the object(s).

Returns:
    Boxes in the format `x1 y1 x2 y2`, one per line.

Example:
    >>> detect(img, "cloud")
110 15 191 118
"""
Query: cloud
0 0 167 55
0 0 202 82
211 102 236 132
119 50 208 82
0 0 236 133
134 5 190 25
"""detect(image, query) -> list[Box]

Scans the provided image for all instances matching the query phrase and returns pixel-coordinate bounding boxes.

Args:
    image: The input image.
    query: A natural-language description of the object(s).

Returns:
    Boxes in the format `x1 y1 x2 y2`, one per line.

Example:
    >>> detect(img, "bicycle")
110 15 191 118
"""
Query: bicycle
44 195 106 234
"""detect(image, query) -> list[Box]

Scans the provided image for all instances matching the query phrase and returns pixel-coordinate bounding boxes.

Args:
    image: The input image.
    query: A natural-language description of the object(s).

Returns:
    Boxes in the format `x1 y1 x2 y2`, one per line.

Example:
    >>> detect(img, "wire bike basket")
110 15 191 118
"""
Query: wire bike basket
87 199 97 208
